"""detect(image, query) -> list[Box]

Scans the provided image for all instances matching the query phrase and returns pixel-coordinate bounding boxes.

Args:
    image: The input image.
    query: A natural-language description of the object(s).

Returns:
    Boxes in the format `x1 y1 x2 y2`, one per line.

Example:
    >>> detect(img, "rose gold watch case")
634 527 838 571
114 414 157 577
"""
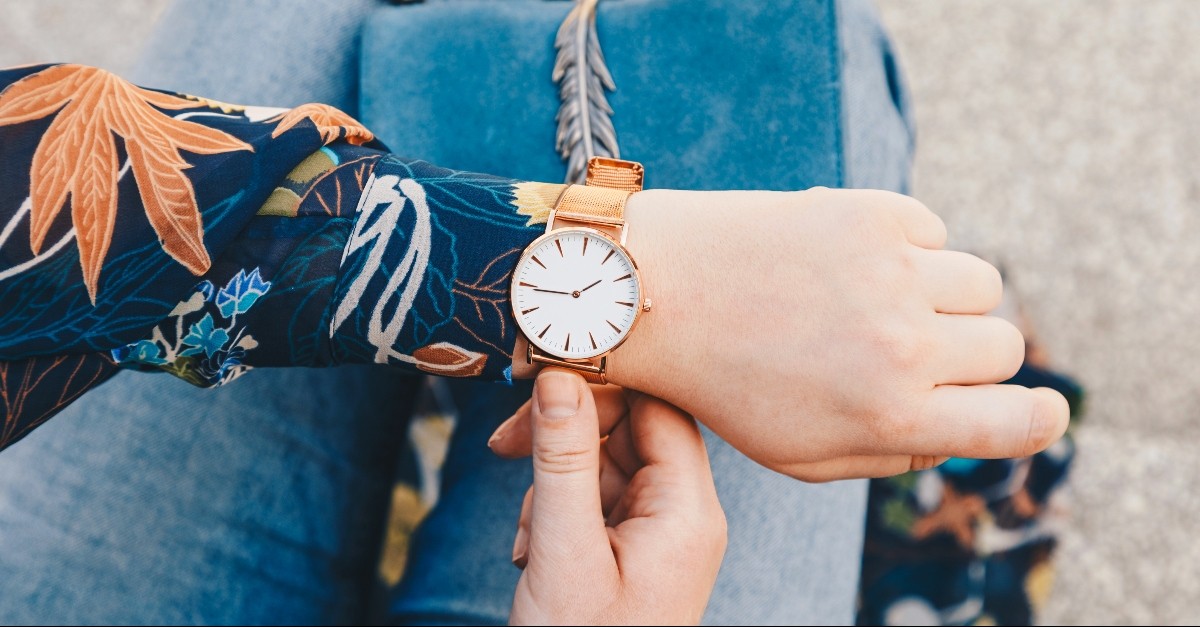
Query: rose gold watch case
510 225 647 362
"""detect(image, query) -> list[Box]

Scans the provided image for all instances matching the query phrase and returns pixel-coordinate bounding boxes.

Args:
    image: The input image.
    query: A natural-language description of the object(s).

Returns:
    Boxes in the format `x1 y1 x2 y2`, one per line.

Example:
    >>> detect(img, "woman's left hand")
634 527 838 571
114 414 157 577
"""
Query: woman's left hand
499 369 726 625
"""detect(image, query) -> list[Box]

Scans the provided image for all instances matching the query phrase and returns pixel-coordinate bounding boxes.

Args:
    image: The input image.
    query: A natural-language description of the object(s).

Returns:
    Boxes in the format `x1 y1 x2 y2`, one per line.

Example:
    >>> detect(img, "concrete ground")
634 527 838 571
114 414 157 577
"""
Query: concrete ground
2 1 1195 624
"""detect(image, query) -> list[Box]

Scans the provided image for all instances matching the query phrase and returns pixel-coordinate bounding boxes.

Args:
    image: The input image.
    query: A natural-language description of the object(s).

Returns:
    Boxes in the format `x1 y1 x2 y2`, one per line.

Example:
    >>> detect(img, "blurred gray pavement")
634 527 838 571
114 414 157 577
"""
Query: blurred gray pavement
877 3 1200 624
1 1 1196 624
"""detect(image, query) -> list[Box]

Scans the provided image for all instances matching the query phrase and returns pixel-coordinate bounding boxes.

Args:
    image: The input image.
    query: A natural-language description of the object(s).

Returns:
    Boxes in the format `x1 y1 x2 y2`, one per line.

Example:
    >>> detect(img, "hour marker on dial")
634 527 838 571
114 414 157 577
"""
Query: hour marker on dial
564 334 571 351
602 250 615 265
589 332 598 350
556 240 564 257
607 320 622 333
522 307 540 315
614 274 632 282
532 255 546 269
616 301 634 307
583 237 589 256
539 324 552 339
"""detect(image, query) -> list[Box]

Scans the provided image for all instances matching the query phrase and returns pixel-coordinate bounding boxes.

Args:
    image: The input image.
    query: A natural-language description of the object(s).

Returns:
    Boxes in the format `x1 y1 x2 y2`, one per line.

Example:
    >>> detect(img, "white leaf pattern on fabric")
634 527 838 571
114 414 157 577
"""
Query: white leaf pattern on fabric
330 173 431 365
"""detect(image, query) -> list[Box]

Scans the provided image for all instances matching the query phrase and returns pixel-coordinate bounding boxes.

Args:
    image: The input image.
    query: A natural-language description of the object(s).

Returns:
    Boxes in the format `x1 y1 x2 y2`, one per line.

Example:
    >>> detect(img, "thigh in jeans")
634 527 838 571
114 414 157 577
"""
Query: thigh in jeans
0 366 418 624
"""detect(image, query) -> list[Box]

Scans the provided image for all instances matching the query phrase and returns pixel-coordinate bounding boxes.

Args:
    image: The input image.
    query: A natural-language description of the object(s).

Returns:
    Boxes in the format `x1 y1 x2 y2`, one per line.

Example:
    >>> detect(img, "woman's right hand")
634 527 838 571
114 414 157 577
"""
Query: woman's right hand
515 187 1069 482
505 369 725 626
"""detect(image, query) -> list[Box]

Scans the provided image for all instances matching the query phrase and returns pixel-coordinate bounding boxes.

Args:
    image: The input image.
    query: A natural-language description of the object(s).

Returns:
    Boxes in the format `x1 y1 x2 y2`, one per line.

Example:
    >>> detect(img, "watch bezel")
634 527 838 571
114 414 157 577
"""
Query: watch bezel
510 226 645 360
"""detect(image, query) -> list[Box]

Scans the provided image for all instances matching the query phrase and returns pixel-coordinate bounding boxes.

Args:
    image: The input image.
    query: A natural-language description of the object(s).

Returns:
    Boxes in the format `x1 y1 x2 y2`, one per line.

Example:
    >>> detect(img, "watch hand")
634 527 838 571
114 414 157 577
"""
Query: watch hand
579 279 602 293
532 288 572 295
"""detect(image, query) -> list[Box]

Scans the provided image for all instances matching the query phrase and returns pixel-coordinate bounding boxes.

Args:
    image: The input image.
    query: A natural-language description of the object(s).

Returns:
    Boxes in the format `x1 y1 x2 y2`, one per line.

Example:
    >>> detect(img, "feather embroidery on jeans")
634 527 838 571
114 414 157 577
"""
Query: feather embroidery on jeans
554 0 621 184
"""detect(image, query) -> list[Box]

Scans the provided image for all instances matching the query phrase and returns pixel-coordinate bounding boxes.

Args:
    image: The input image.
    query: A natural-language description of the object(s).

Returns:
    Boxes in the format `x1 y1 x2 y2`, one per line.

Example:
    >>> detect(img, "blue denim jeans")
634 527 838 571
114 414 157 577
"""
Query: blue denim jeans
0 1 912 624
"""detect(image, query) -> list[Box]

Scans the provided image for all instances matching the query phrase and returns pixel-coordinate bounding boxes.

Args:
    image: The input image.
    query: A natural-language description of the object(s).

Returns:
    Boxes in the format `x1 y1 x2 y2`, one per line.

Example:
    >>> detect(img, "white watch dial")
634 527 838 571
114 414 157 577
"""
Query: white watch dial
512 228 642 359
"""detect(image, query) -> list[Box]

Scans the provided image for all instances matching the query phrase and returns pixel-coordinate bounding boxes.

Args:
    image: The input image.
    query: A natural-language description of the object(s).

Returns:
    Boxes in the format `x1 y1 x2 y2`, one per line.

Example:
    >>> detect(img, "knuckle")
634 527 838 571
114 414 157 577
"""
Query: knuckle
882 404 923 443
840 200 895 239
888 251 921 288
532 440 593 474
915 200 948 236
854 252 920 306
870 321 929 371
862 401 922 451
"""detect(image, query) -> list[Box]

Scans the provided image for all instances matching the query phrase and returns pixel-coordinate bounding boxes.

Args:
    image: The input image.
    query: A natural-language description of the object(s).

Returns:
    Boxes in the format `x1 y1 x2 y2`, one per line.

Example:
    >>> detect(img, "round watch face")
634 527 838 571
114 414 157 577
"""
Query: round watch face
512 228 643 360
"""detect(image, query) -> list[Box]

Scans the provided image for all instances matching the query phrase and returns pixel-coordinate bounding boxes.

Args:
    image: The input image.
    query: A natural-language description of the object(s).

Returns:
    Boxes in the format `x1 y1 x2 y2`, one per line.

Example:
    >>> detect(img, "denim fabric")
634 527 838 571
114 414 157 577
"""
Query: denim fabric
132 0 378 115
839 0 916 191
0 0 913 624
0 367 417 625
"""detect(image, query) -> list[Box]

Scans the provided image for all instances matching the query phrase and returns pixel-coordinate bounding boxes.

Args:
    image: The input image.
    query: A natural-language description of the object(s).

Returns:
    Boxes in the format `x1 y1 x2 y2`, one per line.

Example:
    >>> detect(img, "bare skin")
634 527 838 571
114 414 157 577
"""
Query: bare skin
507 369 726 625
509 187 1068 481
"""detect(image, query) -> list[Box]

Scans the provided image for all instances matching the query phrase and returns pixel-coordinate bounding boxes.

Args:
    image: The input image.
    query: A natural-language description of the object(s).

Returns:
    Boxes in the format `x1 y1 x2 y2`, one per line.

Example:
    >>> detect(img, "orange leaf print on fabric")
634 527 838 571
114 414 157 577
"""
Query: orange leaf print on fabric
269 103 375 146
411 342 487 377
0 64 253 302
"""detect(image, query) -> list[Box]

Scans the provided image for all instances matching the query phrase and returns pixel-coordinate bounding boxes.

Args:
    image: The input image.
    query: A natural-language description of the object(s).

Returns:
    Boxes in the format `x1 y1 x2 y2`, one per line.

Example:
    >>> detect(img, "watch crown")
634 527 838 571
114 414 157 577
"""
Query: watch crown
642 298 652 313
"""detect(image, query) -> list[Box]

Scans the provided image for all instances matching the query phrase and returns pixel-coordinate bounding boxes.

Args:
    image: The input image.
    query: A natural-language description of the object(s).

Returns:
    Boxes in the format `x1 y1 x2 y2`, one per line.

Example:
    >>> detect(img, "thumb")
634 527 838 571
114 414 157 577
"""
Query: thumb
527 368 610 569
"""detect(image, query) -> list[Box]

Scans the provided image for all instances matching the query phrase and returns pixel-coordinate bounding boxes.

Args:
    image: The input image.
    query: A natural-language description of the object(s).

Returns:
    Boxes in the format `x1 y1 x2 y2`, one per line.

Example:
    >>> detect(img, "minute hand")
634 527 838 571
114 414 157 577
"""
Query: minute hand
532 288 571 295
578 279 603 293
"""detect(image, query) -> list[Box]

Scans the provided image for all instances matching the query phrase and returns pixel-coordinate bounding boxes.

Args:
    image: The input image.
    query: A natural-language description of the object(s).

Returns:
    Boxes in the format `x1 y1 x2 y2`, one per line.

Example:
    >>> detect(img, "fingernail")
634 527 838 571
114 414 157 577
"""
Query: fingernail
535 370 580 420
487 413 519 448
512 525 529 569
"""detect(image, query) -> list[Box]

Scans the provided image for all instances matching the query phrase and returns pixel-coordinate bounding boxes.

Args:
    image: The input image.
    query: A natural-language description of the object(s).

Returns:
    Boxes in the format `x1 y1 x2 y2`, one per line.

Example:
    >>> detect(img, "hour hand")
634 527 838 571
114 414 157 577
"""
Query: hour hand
578 279 603 293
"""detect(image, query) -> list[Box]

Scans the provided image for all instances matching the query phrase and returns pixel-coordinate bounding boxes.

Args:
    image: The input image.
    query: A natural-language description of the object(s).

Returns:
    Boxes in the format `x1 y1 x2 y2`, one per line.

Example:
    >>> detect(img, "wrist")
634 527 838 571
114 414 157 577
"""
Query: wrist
509 189 673 386
605 190 691 393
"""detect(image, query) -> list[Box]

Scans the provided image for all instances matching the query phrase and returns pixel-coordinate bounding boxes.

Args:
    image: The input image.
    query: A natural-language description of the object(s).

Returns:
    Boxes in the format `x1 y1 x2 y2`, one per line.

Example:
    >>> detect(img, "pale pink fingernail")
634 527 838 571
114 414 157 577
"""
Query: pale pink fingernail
511 525 529 569
488 413 520 448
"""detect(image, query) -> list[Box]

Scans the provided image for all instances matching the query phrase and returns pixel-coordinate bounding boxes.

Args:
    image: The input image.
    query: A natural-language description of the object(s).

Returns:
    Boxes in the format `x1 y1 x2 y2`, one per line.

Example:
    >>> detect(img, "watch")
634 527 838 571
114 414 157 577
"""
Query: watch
510 157 652 384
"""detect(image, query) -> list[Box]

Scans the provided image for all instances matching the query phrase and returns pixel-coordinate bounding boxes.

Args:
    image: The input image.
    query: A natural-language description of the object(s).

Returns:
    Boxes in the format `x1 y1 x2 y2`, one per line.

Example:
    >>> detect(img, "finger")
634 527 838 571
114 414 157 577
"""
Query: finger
630 396 712 475
488 383 628 458
512 486 534 569
913 249 1004 314
776 455 950 483
603 414 640 478
527 369 611 566
599 446 632 518
861 189 947 249
897 385 1070 458
931 314 1025 385
605 397 715 525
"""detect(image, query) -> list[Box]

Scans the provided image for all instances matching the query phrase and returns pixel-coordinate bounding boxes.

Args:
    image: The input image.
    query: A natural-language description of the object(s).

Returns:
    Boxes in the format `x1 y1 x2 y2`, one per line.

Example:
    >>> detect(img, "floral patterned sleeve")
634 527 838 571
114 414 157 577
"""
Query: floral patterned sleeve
0 64 564 451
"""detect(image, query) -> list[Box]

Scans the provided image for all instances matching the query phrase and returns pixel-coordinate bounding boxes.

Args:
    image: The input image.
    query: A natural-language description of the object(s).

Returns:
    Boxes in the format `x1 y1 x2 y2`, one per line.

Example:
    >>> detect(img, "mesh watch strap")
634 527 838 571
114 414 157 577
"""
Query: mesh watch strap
551 157 644 241
586 157 644 192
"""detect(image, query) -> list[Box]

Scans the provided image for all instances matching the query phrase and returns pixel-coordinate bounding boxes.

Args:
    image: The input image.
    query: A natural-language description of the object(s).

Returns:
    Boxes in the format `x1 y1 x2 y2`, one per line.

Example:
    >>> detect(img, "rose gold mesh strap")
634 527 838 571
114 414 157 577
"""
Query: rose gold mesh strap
552 158 645 227
587 157 644 192
554 186 633 222
528 345 607 385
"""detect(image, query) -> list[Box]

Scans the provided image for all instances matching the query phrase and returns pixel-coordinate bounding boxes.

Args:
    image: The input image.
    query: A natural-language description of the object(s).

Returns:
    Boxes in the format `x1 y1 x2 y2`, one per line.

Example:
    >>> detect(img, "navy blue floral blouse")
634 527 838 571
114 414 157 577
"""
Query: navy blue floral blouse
0 64 565 451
